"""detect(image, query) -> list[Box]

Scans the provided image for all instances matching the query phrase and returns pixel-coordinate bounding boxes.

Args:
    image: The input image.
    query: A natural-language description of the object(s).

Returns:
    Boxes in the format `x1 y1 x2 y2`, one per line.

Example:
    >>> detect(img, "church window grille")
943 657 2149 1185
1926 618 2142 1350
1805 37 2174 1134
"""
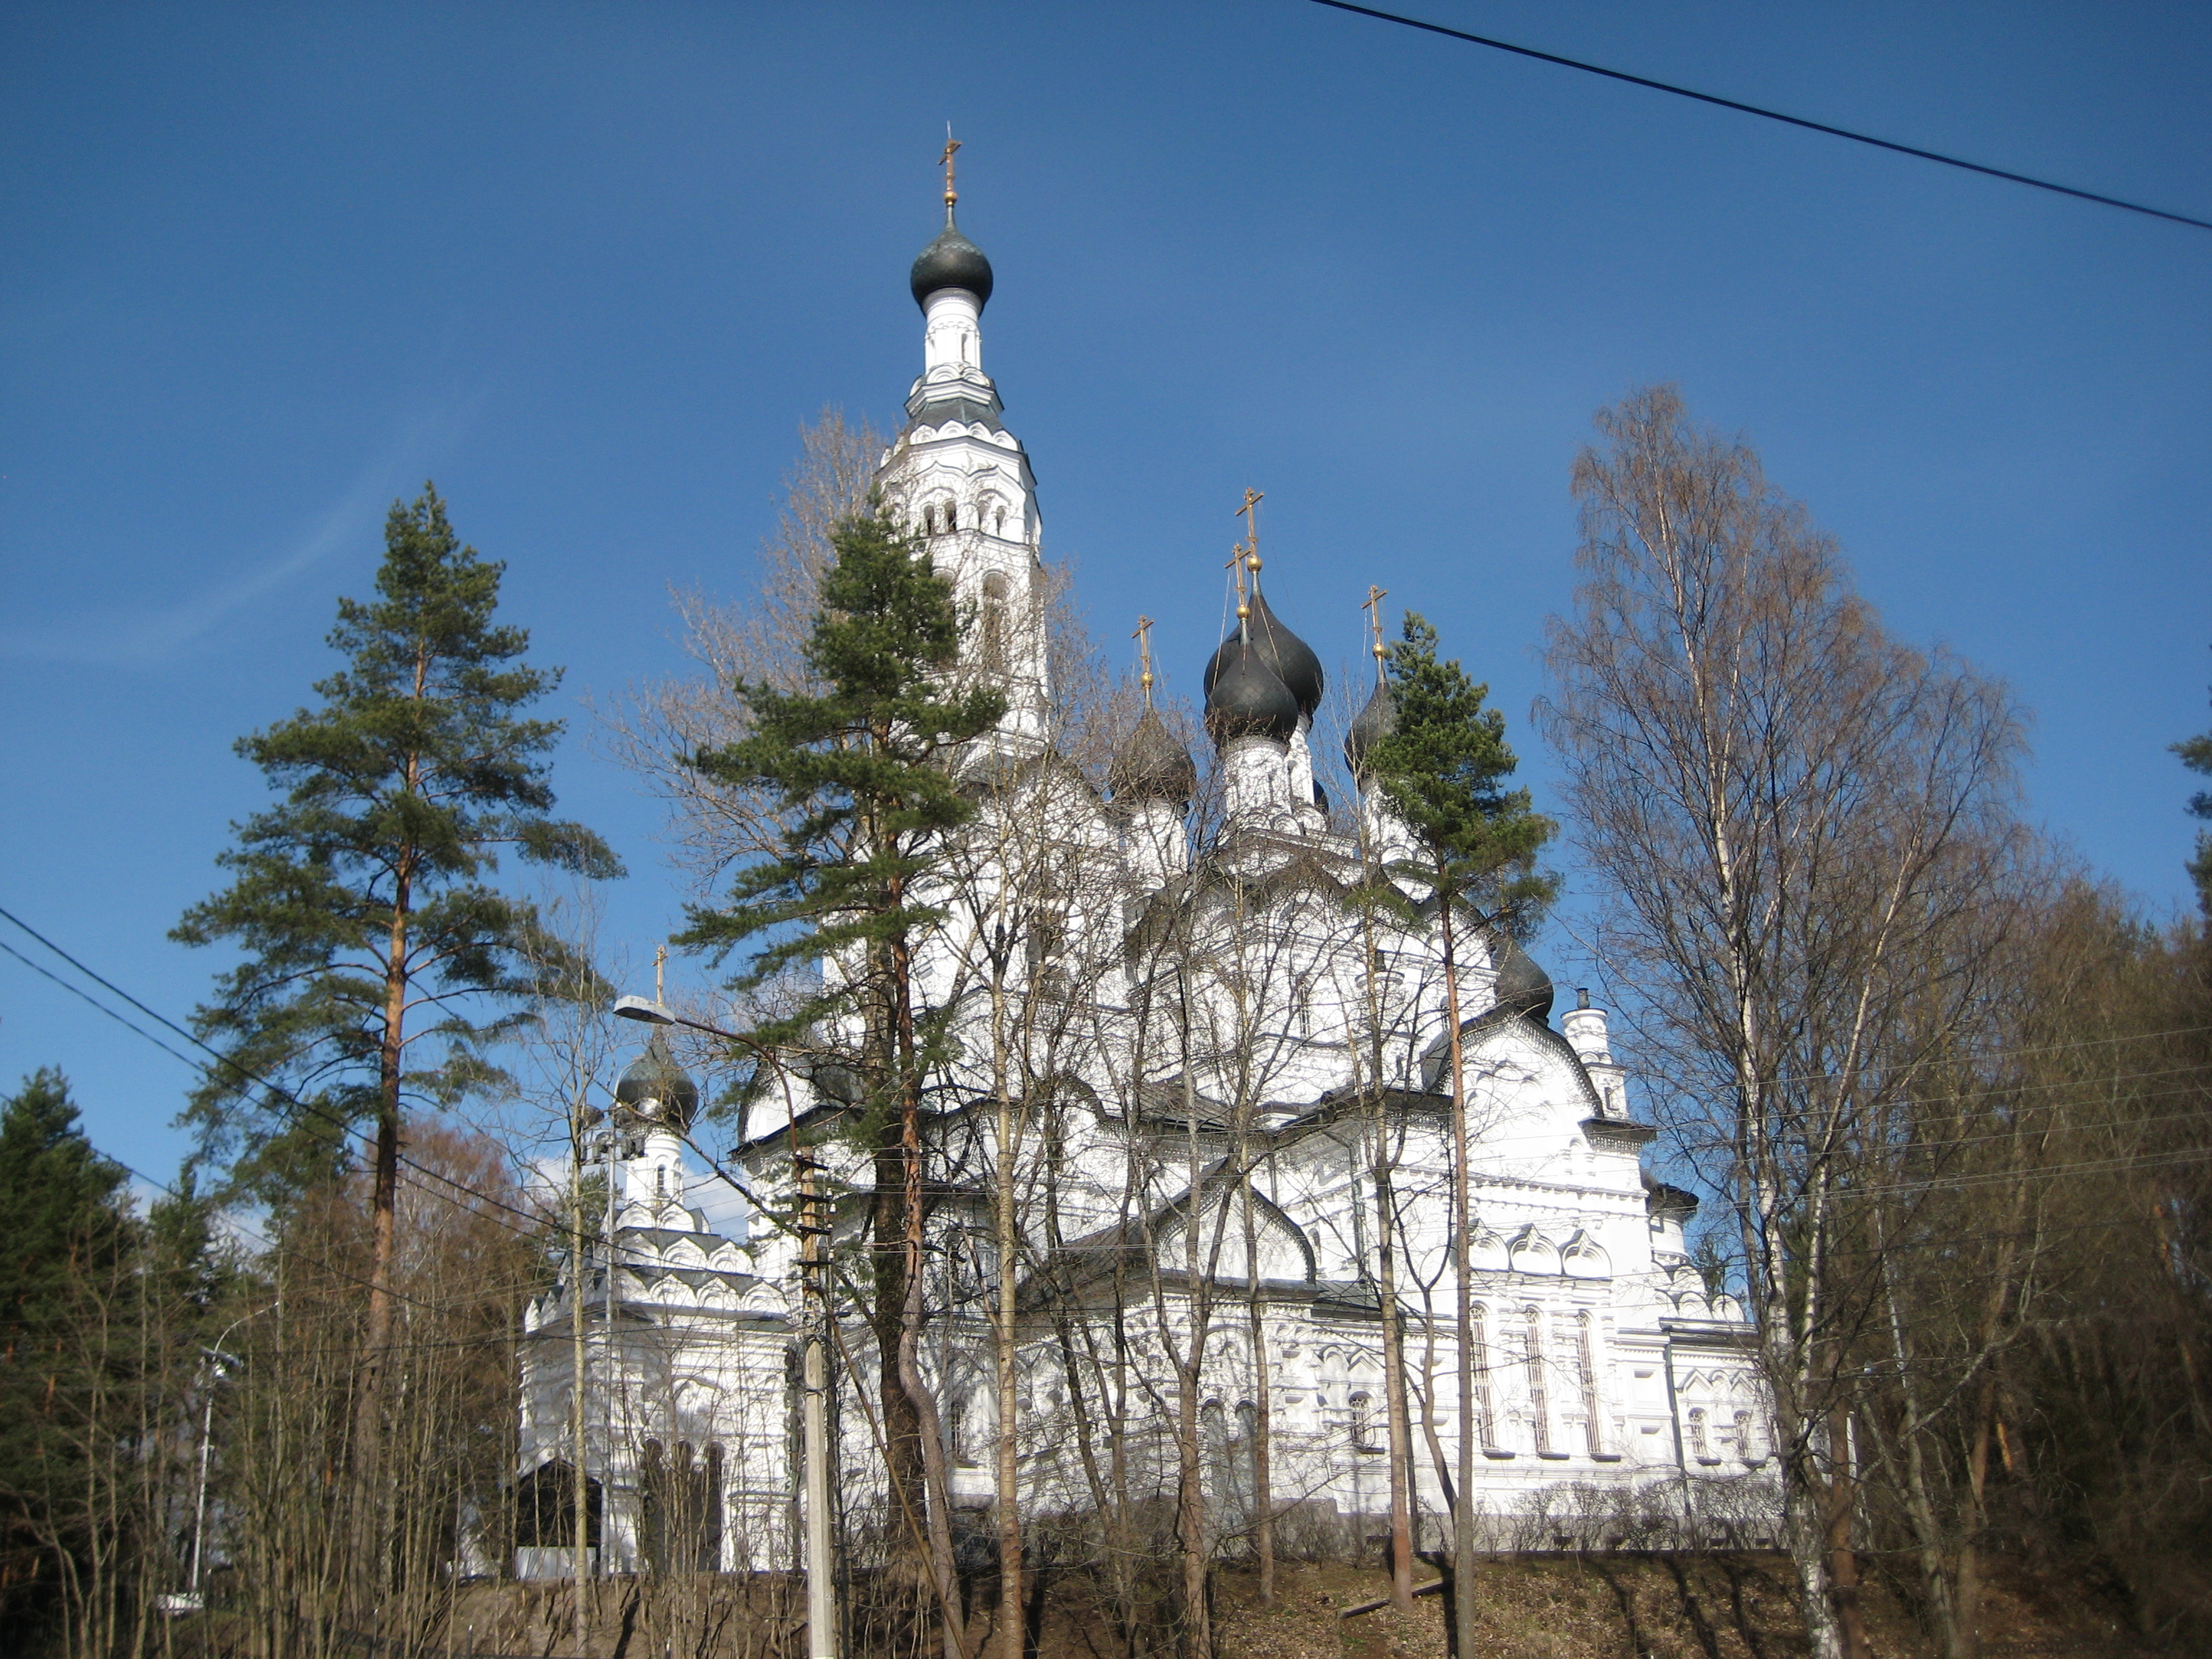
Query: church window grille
1523 1307 1552 1455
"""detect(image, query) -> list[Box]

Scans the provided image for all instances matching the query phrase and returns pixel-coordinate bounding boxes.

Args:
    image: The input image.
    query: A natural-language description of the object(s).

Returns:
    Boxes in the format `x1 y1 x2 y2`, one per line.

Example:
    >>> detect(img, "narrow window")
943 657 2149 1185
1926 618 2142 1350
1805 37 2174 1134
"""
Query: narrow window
1523 1307 1551 1455
945 501 958 531
1734 1409 1758 1464
922 505 936 534
1348 1391 1379 1452
979 570 1010 674
1689 1408 1712 1461
1470 1305 1495 1447
1576 1310 1604 1455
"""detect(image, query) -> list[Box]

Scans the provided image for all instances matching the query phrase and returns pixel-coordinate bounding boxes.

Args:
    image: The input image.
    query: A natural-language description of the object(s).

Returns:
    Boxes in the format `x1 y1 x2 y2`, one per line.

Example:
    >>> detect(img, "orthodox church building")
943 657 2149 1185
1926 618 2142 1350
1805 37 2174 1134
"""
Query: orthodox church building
513 185 1768 1579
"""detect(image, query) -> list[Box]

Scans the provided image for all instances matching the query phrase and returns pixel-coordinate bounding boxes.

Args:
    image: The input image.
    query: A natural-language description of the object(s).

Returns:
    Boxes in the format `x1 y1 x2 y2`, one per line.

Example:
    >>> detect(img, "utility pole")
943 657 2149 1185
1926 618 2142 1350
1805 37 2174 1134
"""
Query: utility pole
796 1145 838 1659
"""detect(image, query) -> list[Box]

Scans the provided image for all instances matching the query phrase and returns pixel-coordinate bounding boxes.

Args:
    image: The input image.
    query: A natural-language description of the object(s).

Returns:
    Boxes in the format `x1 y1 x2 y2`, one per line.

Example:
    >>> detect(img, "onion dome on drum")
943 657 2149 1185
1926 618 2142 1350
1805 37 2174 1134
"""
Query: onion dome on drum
1205 638 1300 745
1202 588 1323 717
1111 708 1197 804
1344 680 1395 775
1490 934 1555 1025
910 207 994 311
615 1035 701 1131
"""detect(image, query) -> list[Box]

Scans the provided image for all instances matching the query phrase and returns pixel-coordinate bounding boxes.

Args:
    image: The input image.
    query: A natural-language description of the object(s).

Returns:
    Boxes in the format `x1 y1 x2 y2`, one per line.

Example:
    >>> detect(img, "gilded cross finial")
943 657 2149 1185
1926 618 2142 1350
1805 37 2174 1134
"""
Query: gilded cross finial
1362 585 1390 685
1224 544 1251 637
1235 488 1264 580
1133 616 1156 706
654 943 668 1005
940 127 961 214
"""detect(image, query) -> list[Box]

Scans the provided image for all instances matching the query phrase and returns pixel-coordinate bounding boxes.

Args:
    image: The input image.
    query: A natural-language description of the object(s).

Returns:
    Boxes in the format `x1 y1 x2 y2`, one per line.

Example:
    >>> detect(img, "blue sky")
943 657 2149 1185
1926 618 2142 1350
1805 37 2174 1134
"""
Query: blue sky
4 1 2208 1184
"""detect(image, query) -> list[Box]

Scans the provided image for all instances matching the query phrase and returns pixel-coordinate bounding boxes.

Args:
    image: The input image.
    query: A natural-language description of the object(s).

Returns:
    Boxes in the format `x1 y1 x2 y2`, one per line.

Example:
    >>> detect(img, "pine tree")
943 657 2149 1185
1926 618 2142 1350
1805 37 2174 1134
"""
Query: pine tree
172 485 619 1538
2176 648 2212 913
1358 611 1553 1657
676 503 1003 1647
0 1069 132 1635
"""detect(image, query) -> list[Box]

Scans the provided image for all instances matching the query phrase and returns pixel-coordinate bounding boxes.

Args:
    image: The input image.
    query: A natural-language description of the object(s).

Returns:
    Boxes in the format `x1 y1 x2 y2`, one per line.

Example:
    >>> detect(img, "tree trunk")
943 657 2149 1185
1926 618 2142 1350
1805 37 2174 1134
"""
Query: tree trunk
1824 1401 1869 1659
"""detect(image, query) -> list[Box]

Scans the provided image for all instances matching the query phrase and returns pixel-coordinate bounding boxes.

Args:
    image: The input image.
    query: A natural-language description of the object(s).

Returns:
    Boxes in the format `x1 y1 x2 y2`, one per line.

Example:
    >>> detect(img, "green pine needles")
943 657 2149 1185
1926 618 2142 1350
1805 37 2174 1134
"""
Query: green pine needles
174 485 621 1202
675 504 1007 1074
1363 611 1556 927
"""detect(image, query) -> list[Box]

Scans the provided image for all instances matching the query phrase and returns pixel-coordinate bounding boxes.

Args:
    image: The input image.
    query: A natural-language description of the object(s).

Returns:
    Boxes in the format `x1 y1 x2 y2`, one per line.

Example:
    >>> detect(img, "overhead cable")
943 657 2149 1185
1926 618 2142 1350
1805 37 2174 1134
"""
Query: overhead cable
1306 0 2212 234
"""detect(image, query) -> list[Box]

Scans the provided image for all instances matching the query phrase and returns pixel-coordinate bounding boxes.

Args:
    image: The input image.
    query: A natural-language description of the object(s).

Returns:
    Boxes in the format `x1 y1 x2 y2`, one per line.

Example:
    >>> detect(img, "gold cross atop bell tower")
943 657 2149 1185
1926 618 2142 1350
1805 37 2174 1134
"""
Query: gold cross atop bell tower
940 127 961 210
1133 616 1156 706
1235 488 1265 580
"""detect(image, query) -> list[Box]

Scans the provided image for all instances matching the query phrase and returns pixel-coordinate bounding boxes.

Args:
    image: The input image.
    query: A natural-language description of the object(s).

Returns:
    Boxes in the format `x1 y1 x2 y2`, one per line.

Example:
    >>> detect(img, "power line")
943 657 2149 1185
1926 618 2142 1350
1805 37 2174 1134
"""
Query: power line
0 902 580 1250
1305 0 2212 234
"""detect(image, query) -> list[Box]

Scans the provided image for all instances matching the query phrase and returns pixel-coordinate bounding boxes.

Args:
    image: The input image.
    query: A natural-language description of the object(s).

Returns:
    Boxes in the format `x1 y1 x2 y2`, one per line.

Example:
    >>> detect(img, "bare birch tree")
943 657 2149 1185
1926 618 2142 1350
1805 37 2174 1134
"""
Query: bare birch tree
1539 385 2026 1659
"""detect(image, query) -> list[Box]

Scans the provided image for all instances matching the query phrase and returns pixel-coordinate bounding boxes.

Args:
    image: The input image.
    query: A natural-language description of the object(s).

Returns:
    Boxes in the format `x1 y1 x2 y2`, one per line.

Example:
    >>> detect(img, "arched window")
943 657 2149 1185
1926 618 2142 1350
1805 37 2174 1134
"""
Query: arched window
1734 1409 1758 1464
1575 1310 1604 1456
922 505 936 534
944 501 958 532
1348 1390 1380 1452
979 570 1010 673
994 505 1007 534
1688 1408 1712 1462
1523 1307 1552 1455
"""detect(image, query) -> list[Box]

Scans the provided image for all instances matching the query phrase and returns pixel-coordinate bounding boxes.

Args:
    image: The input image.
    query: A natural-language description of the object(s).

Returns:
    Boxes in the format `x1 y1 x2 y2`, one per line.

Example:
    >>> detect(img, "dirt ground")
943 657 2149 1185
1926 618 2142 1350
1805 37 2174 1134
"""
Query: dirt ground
439 1552 2159 1659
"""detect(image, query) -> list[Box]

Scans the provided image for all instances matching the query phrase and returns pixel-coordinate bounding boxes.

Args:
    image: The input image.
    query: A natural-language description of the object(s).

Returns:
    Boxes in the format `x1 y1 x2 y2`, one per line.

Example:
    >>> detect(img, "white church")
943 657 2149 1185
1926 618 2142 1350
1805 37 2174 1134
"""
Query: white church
512 183 1768 1581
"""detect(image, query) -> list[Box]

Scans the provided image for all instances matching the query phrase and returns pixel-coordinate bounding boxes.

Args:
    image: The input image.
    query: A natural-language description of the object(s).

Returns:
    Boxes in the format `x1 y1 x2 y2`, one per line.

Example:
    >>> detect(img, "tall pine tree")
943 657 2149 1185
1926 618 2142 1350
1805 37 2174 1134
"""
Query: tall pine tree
0 1069 132 1637
2177 646 2212 913
676 503 1002 1647
1357 611 1552 1655
173 485 619 1539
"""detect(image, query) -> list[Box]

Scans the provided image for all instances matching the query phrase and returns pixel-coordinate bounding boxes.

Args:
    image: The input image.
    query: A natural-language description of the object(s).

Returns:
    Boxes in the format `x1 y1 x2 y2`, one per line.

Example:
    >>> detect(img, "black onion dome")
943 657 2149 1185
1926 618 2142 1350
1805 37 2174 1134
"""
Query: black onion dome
1111 708 1197 804
910 212 994 311
1203 590 1323 716
1344 679 1396 774
1490 935 1555 1025
615 1035 701 1130
1205 638 1300 745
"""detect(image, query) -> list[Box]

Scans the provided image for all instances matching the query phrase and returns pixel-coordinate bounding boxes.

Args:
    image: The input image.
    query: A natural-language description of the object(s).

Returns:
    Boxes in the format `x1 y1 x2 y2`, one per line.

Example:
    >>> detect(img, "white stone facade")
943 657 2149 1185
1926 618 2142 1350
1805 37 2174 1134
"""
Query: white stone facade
514 202 1771 1579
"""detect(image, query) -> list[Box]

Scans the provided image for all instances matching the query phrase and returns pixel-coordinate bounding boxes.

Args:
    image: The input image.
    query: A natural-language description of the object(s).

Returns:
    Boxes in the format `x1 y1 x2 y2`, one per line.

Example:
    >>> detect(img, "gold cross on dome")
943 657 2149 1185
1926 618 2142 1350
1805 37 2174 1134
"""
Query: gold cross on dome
1224 543 1250 627
1133 616 1156 705
654 943 668 1004
1362 584 1390 683
1235 488 1264 574
940 128 961 207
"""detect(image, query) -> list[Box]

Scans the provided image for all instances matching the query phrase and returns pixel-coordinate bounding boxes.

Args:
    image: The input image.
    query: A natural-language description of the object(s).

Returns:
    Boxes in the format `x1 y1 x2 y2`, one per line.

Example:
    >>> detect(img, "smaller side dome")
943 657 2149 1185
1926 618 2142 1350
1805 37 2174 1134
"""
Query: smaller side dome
615 1035 701 1131
1344 680 1395 775
1489 934 1555 1024
910 214 994 311
1205 638 1300 745
1111 709 1197 804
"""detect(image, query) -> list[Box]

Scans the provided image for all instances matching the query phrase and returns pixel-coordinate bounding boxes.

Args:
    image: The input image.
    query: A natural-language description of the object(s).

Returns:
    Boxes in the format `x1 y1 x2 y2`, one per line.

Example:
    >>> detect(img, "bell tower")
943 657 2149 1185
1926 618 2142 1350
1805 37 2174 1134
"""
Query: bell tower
879 139 1049 753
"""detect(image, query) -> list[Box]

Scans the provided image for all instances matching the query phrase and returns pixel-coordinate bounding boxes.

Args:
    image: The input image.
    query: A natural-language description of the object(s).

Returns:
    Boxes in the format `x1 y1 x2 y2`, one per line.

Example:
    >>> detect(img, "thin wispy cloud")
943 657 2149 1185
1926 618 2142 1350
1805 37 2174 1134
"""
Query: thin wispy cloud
1 403 475 667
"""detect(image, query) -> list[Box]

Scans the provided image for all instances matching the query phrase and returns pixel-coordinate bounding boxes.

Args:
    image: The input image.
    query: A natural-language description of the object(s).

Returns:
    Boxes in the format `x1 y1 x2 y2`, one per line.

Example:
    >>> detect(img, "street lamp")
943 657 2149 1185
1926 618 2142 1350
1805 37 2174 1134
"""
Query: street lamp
613 994 838 1659
158 1303 275 1617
